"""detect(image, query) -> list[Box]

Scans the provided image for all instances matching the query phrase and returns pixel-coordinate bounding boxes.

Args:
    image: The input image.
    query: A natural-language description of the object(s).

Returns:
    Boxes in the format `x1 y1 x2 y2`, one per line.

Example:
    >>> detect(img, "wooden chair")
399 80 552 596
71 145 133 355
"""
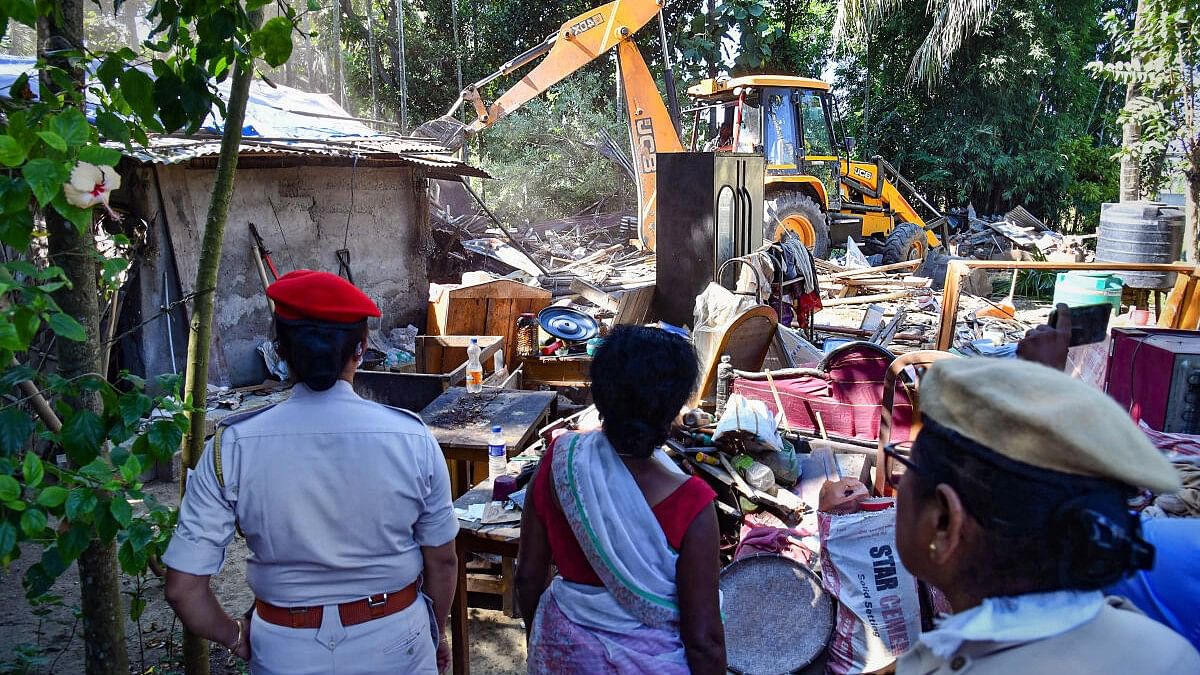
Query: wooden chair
876 350 959 496
693 305 779 408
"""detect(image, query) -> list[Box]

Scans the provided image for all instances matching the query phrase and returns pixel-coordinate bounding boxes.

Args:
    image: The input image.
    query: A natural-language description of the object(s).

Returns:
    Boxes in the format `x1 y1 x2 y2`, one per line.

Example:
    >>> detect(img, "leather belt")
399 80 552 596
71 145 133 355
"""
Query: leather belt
255 581 419 629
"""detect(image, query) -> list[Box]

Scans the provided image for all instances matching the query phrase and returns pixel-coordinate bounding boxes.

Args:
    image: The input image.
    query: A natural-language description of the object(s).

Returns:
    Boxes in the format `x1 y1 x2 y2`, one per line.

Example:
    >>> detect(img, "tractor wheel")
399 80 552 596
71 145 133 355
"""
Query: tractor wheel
882 221 929 264
764 191 831 259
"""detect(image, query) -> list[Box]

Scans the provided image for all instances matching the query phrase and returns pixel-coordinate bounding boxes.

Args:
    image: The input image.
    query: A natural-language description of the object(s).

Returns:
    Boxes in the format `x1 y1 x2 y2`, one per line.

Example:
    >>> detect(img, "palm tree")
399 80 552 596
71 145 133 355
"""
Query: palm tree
833 0 1001 86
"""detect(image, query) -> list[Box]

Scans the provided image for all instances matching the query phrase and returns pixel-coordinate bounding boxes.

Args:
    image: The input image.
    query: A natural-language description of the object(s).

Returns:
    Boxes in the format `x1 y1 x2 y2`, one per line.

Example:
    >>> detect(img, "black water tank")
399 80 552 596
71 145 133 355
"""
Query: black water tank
1096 201 1185 289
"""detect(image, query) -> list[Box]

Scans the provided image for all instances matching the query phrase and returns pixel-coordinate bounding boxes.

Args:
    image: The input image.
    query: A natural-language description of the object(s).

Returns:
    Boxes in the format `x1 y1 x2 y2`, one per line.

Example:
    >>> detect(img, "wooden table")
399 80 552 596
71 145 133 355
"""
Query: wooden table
450 481 521 675
421 387 556 496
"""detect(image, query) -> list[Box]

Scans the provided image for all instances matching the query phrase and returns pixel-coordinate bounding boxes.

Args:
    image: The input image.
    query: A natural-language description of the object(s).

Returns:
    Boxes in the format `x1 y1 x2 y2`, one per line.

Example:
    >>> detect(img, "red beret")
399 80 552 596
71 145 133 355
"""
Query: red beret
267 270 381 322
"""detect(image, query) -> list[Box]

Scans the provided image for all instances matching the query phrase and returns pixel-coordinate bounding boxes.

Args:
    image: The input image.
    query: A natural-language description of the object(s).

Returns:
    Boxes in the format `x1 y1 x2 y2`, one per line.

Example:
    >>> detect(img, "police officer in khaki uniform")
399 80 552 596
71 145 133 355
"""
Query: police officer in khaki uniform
885 358 1199 674
164 270 459 674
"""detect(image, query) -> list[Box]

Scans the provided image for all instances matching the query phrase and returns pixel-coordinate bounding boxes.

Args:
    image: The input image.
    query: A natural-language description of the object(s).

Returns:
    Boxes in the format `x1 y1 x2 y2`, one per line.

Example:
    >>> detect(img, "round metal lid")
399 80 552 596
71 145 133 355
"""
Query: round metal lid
537 306 600 342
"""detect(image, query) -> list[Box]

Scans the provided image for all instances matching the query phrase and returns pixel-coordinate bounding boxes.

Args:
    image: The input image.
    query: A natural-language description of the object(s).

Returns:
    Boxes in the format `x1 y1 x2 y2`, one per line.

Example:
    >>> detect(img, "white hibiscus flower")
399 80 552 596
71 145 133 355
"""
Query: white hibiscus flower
63 162 122 219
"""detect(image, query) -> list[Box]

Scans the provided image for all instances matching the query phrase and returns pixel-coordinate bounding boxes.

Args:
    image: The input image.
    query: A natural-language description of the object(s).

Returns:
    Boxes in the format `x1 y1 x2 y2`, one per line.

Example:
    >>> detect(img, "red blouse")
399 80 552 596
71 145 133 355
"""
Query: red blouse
530 441 717 586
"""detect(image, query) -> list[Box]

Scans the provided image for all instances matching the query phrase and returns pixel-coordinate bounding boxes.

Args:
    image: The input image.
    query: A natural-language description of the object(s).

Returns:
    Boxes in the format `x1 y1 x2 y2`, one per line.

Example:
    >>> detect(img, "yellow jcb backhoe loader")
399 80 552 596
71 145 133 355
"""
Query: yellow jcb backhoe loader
417 0 943 263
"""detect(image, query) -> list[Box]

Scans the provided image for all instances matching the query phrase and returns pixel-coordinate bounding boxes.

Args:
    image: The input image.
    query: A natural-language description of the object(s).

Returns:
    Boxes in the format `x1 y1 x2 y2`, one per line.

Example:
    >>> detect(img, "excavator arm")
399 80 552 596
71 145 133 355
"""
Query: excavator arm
428 0 682 250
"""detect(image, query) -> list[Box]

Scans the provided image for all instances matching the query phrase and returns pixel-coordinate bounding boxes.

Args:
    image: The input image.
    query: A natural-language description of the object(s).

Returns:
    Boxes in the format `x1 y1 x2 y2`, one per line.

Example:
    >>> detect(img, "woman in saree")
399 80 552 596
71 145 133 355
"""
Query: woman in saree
516 325 726 674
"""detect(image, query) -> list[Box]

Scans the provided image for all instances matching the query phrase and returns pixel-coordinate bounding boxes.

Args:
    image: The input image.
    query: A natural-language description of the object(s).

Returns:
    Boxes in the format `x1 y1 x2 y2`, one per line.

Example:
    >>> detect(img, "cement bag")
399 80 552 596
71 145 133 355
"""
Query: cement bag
818 503 921 674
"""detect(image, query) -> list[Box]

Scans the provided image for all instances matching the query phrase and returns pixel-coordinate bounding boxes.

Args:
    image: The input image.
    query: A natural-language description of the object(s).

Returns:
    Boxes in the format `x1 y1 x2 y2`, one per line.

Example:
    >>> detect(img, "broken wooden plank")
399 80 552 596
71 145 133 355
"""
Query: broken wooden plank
613 283 655 325
822 259 922 280
822 290 915 307
569 278 621 313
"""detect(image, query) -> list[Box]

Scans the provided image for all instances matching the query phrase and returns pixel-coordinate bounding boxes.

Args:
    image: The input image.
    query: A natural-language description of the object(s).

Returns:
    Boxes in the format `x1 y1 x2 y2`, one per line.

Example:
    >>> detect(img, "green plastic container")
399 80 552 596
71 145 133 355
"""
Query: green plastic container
1052 271 1123 313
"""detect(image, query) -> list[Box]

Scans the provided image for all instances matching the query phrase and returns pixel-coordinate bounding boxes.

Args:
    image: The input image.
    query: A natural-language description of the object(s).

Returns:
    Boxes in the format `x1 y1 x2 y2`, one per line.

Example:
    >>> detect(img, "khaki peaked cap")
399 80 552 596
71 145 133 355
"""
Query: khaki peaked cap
920 358 1181 494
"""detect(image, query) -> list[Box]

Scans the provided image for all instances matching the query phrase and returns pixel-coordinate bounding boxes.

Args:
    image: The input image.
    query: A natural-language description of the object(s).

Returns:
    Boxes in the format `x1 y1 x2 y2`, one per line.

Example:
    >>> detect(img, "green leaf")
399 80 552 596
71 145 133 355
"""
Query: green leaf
0 321 22 352
0 522 15 558
20 508 46 537
120 454 142 483
109 497 132 527
22 453 43 488
61 410 104 465
64 488 98 522
253 17 295 68
119 392 151 428
79 458 112 483
146 420 183 460
126 520 153 550
50 109 91 147
57 524 90 562
35 486 68 508
6 499 25 511
36 131 67 152
101 257 130 286
0 407 35 455
130 594 147 621
95 504 118 543
117 539 146 575
0 136 27 167
118 68 157 122
51 194 93 234
246 0 272 9
0 475 20 502
95 112 131 145
78 145 123 167
306 0 321 11
47 312 86 342
21 158 68 207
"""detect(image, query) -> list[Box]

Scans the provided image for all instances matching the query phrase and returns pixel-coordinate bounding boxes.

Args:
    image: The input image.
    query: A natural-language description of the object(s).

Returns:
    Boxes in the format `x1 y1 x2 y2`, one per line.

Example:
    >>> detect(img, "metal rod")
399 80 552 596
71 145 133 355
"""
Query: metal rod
657 10 681 137
460 180 551 276
162 271 178 375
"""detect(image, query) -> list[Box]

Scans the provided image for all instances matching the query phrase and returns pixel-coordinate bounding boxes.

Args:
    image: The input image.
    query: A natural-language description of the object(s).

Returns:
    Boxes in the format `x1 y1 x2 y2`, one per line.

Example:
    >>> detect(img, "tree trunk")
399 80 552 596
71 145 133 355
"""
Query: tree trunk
122 0 140 50
179 15 260 674
1119 0 1148 202
40 2 131 674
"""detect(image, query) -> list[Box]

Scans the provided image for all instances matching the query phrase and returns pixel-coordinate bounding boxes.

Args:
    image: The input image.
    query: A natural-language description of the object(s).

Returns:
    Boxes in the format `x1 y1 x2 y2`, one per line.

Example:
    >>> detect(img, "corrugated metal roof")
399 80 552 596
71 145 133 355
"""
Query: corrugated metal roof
120 134 489 178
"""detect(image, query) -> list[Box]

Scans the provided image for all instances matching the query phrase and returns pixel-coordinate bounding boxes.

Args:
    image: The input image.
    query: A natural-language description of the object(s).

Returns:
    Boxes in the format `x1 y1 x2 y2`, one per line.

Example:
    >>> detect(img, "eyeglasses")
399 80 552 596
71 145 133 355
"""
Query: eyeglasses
883 441 922 489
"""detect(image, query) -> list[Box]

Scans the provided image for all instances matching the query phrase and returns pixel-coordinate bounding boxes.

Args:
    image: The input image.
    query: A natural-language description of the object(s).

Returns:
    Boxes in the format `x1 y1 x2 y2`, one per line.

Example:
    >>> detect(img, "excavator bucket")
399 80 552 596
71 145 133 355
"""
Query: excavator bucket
413 115 469 151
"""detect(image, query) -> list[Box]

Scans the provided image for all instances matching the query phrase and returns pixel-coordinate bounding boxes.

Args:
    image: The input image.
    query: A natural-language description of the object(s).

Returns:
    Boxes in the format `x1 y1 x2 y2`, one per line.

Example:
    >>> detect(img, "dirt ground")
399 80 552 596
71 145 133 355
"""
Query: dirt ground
0 480 527 675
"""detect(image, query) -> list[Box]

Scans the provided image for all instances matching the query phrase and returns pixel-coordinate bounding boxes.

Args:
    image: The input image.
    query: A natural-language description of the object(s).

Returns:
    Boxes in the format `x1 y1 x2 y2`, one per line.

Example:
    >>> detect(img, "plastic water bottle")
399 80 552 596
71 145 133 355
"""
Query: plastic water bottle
465 338 484 393
487 425 506 480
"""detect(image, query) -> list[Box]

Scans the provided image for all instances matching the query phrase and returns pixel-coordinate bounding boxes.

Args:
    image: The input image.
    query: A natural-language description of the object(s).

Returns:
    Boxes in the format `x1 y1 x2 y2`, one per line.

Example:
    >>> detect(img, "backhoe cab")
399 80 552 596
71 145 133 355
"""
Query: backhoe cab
688 76 942 263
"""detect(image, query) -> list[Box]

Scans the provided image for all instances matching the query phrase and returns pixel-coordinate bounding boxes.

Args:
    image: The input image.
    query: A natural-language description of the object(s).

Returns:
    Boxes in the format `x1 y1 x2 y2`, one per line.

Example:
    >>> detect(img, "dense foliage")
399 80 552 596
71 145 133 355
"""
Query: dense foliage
834 0 1123 228
0 1 299 669
1089 0 1199 255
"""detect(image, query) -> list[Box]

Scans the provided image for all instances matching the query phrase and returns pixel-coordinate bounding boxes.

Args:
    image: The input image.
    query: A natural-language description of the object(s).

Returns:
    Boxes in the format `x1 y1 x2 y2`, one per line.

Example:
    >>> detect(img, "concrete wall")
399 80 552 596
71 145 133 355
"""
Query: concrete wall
153 163 431 387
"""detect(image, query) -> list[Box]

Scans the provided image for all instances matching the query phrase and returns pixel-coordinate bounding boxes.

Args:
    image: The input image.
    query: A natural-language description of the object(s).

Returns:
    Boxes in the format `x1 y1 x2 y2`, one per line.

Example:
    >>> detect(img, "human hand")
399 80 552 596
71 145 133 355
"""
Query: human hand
436 631 451 674
227 615 251 661
1017 303 1071 371
236 616 252 661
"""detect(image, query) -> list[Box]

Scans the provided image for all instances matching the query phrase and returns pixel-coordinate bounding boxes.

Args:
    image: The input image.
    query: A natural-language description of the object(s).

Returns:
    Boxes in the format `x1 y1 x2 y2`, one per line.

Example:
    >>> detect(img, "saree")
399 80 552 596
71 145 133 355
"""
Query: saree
527 432 690 674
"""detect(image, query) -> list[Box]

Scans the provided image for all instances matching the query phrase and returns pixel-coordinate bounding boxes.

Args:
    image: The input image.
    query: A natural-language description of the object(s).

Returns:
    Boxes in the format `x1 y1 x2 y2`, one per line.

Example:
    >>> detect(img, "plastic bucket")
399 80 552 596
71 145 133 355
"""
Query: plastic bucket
1052 271 1123 314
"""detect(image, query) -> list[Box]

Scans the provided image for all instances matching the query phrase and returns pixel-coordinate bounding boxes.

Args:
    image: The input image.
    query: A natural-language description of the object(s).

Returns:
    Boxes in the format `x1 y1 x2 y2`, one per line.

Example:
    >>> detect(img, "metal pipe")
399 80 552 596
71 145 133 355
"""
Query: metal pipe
657 10 681 136
460 180 551 276
163 271 178 375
